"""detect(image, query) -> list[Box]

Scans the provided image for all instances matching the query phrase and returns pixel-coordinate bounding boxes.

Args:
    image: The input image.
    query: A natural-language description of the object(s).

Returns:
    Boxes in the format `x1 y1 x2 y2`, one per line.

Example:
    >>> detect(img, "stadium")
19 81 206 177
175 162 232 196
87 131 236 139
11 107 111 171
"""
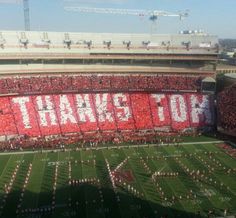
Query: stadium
0 30 235 218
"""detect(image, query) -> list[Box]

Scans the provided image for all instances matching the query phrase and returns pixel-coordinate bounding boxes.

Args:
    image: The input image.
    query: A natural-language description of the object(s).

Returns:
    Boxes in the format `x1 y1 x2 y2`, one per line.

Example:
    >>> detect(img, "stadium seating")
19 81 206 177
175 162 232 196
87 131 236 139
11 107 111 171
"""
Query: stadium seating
72 76 92 91
217 84 236 134
0 75 203 95
0 72 216 148
0 93 214 145
91 75 112 90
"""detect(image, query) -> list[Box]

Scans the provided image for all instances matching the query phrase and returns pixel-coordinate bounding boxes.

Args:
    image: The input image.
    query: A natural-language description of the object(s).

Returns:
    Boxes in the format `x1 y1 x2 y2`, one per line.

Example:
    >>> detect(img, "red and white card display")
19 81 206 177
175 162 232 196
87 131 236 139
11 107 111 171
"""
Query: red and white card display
0 93 214 137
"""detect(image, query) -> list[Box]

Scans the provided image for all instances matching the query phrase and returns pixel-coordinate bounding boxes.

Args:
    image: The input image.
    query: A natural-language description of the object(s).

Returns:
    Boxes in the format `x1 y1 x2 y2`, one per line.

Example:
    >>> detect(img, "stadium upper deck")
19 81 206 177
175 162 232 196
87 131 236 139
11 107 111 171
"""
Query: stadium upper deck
0 31 219 77
0 31 218 55
0 31 218 140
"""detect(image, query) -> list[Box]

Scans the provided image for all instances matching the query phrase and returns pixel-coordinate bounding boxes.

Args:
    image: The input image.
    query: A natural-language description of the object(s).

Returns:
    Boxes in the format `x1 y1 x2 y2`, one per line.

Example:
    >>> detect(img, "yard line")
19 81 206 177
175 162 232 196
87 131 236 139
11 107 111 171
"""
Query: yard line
0 155 13 179
91 150 106 218
0 155 11 179
0 140 224 156
162 148 201 213
0 154 24 188
35 152 49 208
1 153 35 217
100 149 125 218
0 143 235 217
141 146 200 215
80 150 89 218
179 145 233 214
120 148 156 218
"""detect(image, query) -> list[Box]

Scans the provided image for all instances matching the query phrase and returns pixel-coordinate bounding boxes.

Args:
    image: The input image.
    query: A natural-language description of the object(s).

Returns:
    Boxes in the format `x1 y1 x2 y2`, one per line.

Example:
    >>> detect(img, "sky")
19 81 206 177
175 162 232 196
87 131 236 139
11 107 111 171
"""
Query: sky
0 0 235 38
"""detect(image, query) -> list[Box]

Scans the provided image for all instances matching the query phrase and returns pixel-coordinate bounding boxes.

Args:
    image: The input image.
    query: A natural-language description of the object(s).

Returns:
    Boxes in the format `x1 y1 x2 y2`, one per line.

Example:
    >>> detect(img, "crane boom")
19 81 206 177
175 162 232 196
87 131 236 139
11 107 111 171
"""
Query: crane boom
64 6 188 20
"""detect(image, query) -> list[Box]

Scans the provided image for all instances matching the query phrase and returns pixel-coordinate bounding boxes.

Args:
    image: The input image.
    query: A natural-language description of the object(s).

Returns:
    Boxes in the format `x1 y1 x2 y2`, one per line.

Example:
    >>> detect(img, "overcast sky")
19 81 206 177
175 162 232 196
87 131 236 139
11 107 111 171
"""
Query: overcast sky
0 0 235 38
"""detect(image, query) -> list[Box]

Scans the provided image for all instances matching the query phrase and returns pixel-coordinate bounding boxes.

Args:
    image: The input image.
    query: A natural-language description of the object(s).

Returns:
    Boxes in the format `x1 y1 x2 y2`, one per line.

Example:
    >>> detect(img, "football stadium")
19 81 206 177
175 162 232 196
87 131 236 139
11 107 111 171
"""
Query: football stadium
0 30 235 218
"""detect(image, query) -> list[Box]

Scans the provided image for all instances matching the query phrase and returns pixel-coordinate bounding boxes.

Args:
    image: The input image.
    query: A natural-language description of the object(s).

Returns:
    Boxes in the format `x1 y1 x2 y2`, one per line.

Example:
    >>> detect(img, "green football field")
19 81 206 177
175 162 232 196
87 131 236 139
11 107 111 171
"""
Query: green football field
0 142 235 218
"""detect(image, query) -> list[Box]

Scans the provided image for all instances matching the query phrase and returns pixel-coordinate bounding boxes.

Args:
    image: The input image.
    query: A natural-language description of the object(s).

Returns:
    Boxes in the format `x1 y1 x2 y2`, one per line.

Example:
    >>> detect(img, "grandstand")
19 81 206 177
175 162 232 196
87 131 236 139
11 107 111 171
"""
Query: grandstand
0 31 219 143
217 73 236 137
1 31 236 218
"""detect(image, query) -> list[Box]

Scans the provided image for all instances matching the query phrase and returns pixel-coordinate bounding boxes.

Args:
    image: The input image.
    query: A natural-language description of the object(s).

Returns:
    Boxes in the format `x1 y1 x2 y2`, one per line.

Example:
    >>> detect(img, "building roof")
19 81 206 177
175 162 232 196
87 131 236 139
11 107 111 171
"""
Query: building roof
0 30 219 56
224 73 236 79
202 77 216 82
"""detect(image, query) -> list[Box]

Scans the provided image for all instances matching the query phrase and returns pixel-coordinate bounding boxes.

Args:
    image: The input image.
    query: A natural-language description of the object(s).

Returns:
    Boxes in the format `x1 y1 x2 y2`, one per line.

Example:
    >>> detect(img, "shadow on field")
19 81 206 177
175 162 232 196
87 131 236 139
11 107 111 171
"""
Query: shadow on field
0 184 209 218
203 131 236 143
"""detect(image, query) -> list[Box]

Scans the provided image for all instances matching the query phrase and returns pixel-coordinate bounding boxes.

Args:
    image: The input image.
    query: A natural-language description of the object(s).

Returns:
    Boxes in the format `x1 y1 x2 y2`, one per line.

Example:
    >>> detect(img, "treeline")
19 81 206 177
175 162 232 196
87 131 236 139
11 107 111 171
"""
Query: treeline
219 39 236 50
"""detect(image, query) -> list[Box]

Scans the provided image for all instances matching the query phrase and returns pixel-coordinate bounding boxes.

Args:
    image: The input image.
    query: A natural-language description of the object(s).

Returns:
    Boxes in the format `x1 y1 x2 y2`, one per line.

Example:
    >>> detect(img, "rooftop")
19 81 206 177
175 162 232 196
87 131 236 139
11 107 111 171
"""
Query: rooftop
0 64 215 77
0 30 219 56
224 73 236 79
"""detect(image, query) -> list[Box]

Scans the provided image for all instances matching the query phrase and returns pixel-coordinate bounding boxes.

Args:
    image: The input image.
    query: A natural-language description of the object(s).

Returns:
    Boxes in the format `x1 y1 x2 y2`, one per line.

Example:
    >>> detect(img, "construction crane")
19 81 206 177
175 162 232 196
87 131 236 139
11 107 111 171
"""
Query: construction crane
64 6 189 22
23 0 30 31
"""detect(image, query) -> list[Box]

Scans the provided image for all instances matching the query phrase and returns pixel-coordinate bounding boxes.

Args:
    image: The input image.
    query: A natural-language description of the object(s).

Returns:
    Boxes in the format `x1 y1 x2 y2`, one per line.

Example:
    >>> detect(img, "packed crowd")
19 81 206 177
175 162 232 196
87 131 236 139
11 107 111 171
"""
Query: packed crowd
217 83 236 134
0 92 214 139
0 130 190 150
0 74 203 95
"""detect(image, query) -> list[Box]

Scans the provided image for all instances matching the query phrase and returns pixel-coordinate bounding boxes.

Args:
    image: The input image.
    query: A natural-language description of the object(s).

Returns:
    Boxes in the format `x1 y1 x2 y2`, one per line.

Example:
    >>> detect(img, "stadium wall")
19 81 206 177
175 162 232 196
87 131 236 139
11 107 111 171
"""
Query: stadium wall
0 93 214 139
